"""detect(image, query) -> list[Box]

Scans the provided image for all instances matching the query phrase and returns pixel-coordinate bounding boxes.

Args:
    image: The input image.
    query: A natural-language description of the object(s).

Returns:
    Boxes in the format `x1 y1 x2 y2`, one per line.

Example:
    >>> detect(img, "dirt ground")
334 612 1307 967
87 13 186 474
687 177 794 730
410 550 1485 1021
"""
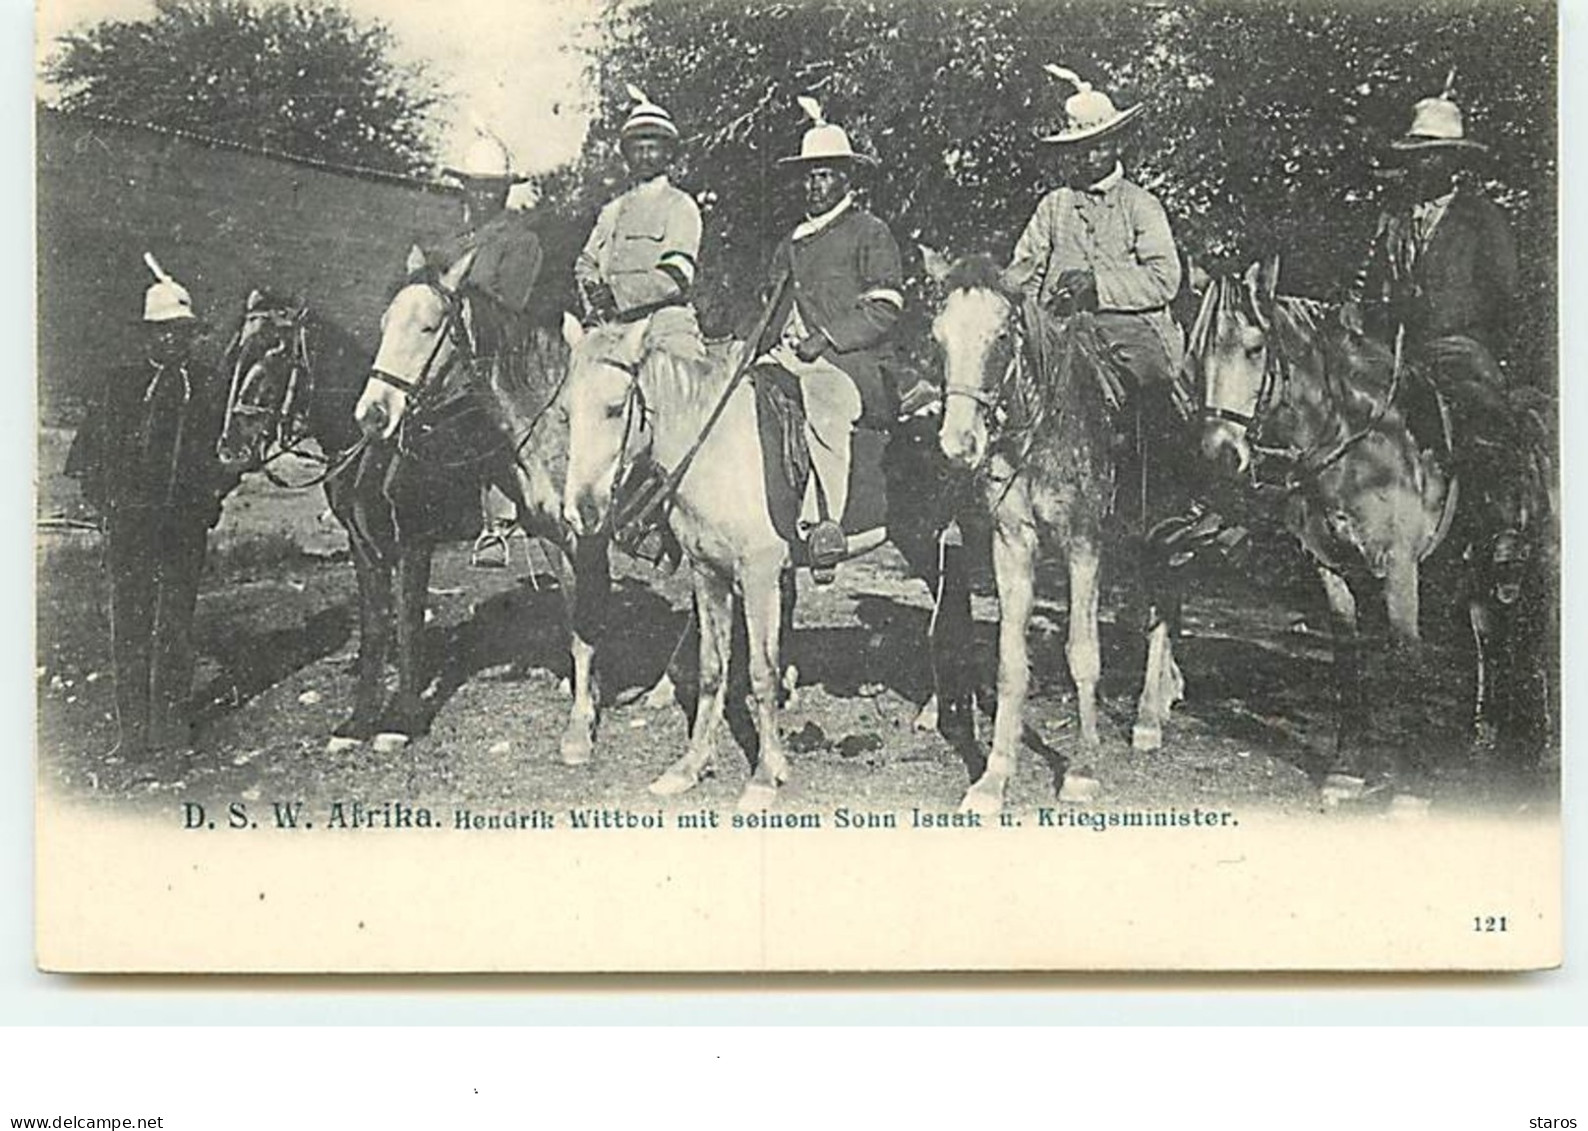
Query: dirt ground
35 429 1559 823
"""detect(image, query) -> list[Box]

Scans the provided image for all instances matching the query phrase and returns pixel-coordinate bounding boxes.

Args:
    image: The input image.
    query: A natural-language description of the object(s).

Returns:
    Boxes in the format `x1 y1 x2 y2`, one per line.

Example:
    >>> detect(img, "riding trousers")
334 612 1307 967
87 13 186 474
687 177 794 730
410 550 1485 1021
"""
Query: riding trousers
763 342 863 529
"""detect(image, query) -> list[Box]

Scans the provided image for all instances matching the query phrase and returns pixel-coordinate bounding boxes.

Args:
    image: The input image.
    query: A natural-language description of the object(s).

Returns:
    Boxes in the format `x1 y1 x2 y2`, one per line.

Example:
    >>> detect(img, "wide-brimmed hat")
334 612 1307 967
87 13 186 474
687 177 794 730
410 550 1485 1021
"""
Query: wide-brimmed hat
1388 82 1488 156
442 125 530 184
1040 64 1145 145
777 96 879 167
620 84 680 143
140 253 196 324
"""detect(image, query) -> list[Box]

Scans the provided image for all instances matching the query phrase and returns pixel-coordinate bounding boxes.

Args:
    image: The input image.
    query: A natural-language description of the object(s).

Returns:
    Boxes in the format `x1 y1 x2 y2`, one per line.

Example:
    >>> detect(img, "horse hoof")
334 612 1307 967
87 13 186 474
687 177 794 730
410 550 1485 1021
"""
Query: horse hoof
1058 773 1101 803
914 694 940 732
737 781 779 813
371 732 411 753
648 766 701 797
1320 773 1367 807
1131 723 1163 752
958 779 1005 816
642 673 677 711
559 724 595 766
1388 794 1432 820
324 735 363 754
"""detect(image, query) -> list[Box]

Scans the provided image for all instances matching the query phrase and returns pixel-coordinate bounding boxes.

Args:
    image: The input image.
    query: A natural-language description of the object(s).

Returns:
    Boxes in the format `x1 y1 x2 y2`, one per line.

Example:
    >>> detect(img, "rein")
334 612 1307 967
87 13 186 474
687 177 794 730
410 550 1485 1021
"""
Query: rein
387 282 566 480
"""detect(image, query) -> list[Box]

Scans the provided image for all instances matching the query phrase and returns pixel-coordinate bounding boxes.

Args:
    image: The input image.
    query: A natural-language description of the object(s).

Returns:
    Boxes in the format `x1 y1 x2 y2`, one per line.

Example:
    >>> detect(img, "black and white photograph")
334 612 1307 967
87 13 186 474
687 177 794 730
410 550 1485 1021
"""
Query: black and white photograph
31 0 1562 972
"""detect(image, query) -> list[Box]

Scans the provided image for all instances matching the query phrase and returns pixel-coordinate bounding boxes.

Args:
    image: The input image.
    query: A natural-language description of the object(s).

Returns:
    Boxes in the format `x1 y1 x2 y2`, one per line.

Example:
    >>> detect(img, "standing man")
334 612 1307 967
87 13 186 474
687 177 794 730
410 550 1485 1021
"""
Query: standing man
575 85 704 362
1003 65 1183 403
66 255 234 761
755 96 905 581
433 126 543 569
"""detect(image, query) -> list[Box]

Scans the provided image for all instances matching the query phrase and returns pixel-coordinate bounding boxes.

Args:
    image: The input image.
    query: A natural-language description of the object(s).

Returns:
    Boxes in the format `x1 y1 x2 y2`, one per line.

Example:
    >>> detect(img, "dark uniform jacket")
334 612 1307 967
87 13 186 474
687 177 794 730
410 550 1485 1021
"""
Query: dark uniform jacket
760 202 906 422
431 210 544 314
66 358 234 527
1359 187 1518 357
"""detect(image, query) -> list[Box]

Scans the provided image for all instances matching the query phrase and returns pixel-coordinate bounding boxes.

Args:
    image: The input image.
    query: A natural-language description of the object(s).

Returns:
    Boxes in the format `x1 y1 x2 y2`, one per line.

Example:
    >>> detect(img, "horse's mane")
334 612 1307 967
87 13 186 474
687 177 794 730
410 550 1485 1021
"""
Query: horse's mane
1191 274 1397 420
573 319 736 417
943 253 1016 298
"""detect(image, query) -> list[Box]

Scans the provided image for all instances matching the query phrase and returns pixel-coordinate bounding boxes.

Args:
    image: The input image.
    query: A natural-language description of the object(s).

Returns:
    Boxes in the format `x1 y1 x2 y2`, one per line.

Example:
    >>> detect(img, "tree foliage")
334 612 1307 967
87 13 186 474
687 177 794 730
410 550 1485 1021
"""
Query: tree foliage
566 0 1553 380
44 0 443 175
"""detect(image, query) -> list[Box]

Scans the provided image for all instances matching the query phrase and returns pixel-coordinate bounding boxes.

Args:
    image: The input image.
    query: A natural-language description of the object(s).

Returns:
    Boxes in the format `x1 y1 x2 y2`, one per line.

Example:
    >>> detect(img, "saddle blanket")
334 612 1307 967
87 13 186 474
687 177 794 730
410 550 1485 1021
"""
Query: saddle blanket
751 363 887 550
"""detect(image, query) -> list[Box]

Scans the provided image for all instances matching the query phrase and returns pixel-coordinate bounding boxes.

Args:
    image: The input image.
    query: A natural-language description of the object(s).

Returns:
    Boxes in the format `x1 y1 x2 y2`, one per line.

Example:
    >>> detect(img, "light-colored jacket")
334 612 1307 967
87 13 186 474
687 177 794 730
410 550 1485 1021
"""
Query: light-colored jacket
1004 174 1183 369
575 174 701 314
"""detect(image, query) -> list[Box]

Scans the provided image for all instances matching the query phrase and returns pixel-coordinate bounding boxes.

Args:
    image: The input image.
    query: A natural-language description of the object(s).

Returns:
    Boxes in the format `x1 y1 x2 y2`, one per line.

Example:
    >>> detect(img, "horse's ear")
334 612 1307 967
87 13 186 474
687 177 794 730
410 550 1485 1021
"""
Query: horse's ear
245 288 265 312
919 243 953 285
439 247 477 293
561 310 585 349
1255 254 1282 303
405 244 429 277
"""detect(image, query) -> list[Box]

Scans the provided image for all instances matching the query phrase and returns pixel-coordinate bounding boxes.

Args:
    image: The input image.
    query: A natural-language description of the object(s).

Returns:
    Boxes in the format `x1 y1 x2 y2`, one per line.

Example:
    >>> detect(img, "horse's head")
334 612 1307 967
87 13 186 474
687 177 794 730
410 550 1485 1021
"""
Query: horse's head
353 246 477 441
216 289 309 469
925 248 1020 470
1189 255 1281 478
560 311 648 536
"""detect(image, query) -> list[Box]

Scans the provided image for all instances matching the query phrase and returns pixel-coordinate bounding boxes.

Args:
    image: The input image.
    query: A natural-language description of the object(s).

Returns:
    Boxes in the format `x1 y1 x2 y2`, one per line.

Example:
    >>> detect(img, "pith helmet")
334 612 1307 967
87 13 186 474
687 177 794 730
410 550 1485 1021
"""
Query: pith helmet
1040 64 1145 145
778 96 879 167
141 253 195 323
620 84 680 143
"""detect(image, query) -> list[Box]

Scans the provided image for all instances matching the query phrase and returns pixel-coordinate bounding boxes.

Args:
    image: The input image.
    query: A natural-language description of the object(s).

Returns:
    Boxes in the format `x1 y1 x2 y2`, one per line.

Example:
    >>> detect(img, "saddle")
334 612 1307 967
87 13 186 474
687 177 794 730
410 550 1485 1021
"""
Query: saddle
750 363 888 561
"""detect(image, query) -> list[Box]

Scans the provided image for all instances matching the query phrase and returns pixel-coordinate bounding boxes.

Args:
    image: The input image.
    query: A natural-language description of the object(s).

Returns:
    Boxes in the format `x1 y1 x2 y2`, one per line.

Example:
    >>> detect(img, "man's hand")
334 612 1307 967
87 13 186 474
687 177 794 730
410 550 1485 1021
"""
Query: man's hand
1055 267 1099 312
794 331 830 363
582 282 619 323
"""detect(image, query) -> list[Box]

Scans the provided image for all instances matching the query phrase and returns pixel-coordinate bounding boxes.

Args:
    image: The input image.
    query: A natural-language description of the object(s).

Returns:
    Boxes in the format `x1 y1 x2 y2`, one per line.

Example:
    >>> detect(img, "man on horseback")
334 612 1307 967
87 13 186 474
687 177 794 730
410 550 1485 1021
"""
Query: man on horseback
1349 81 1529 580
575 86 705 363
65 256 235 762
752 97 905 582
431 125 544 569
1003 66 1184 409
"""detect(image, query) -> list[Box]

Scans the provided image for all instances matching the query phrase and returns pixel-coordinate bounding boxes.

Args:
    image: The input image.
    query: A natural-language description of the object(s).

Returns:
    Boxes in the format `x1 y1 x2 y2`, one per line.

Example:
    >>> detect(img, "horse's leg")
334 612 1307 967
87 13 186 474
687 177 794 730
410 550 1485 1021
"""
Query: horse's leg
1382 553 1431 810
961 518 1036 815
1066 535 1104 748
649 561 732 796
740 552 792 809
1132 576 1184 753
926 536 976 745
1469 596 1498 753
382 541 433 740
331 528 390 746
778 565 801 709
1317 567 1369 803
557 534 607 766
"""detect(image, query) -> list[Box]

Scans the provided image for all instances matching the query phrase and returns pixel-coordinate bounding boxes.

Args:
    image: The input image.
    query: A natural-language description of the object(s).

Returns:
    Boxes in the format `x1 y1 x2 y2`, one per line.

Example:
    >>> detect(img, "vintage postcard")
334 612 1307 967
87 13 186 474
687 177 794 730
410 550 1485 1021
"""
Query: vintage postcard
34 0 1561 972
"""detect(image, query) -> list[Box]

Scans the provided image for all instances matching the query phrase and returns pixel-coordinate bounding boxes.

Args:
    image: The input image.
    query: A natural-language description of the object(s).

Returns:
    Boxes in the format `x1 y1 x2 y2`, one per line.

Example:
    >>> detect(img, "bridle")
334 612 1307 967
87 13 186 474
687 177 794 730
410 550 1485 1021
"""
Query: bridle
218 302 343 488
1197 284 1403 485
939 291 1023 444
368 279 472 406
375 280 565 476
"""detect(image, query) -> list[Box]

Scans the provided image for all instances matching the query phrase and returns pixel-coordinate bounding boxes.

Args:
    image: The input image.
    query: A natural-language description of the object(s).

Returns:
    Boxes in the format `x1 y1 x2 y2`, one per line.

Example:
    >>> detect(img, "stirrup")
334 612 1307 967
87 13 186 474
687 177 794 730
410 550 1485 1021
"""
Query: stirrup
805 519 847 586
470 529 511 570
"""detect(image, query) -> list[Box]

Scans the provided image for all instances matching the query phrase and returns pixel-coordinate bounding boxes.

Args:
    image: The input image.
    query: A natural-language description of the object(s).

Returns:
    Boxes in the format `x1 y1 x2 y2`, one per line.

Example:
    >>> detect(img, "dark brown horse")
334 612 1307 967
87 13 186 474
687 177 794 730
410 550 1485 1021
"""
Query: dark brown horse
219 253 607 760
928 251 1188 813
1189 257 1555 804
